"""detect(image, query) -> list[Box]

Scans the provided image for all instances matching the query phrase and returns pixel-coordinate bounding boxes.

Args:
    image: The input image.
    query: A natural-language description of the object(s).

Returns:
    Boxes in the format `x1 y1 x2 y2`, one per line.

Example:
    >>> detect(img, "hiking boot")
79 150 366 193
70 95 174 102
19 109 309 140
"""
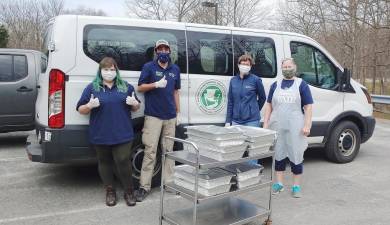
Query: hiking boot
105 186 117 206
272 183 284 195
135 188 149 202
292 185 303 198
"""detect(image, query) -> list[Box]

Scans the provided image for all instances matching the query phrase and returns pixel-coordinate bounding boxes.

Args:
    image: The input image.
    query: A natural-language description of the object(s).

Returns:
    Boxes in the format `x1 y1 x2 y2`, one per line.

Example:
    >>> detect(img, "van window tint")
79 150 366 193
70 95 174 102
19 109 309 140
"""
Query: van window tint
0 55 13 82
14 55 28 80
41 56 48 73
83 25 187 72
290 42 337 89
188 31 233 76
0 55 28 82
233 35 277 78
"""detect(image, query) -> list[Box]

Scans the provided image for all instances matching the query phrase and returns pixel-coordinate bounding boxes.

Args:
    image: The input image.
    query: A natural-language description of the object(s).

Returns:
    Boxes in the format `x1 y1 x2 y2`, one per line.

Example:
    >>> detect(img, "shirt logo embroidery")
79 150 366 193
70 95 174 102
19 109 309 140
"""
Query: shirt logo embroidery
169 72 175 78
156 71 163 77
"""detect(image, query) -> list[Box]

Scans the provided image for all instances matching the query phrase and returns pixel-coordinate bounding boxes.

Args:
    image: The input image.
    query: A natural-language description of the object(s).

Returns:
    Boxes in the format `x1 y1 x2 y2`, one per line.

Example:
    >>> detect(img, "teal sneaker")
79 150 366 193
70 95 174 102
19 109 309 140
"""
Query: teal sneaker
272 183 284 195
292 185 302 198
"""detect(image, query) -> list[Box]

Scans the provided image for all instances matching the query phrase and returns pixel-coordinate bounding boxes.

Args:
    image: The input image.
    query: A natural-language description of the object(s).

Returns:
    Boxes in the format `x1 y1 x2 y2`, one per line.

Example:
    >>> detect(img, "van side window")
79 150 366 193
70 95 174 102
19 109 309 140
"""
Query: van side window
290 42 337 89
187 31 233 76
233 35 277 78
83 25 187 72
41 56 48 73
0 55 28 82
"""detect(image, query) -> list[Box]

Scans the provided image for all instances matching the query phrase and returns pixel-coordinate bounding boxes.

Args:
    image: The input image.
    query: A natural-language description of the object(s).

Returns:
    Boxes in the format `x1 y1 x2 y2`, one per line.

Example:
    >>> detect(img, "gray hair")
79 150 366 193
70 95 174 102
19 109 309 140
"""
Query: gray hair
281 58 296 66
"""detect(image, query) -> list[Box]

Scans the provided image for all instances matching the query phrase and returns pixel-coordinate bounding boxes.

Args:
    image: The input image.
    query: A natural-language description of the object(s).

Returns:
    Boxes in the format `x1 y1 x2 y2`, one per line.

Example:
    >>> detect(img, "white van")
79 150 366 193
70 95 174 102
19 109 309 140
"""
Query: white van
27 15 375 183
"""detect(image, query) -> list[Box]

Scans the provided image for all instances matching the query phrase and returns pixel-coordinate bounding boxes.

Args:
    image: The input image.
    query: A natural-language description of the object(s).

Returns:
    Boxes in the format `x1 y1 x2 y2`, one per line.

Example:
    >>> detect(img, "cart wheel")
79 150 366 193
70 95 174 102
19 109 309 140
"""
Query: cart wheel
263 219 272 225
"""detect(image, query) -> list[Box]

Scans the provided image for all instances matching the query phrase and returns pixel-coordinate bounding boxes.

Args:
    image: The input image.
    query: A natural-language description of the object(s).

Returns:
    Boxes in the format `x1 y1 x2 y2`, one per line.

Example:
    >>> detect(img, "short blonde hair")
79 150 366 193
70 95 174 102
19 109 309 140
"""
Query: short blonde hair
281 58 296 66
238 54 254 65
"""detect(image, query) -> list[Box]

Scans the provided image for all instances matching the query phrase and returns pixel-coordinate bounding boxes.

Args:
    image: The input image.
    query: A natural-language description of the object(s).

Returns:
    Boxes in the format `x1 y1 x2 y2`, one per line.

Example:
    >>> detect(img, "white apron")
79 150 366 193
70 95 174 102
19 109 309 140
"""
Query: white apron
269 78 308 164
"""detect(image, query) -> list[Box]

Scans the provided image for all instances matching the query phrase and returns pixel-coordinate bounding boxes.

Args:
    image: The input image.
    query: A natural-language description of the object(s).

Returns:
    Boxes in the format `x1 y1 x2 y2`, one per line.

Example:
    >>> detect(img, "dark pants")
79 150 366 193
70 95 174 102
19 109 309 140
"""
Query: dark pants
95 141 134 191
275 157 303 175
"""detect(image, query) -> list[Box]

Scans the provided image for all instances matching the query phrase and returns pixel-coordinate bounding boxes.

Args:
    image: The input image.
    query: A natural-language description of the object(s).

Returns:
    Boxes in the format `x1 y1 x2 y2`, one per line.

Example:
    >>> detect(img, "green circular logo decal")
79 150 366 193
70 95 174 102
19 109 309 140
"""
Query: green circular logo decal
196 80 226 114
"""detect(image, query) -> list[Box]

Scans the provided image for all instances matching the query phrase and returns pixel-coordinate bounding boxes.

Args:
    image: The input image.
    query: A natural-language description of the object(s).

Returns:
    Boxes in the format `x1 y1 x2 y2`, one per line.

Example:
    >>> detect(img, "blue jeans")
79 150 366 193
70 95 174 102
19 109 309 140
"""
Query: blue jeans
232 120 260 165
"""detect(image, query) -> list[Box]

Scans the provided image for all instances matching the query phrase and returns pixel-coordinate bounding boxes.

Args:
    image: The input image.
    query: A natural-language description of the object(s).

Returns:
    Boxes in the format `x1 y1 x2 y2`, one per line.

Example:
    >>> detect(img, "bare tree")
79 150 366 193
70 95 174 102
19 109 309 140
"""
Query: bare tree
125 0 170 20
62 6 107 16
0 0 64 49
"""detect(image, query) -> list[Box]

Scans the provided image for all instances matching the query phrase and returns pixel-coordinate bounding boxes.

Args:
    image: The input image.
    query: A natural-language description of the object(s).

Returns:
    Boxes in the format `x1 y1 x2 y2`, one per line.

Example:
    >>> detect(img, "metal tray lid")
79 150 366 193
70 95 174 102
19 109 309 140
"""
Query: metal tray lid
223 162 264 174
175 165 234 180
186 125 243 136
232 125 276 138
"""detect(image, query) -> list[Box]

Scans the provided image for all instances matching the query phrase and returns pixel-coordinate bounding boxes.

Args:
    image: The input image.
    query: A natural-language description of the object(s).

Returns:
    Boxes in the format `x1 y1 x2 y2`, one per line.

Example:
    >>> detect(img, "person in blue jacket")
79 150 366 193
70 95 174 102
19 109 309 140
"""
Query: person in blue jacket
225 54 266 164
77 57 140 207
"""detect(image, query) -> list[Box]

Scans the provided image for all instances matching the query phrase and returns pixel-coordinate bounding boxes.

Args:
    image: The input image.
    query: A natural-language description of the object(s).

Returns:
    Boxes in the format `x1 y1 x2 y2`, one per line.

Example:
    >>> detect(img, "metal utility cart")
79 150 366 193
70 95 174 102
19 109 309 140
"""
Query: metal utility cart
159 136 275 225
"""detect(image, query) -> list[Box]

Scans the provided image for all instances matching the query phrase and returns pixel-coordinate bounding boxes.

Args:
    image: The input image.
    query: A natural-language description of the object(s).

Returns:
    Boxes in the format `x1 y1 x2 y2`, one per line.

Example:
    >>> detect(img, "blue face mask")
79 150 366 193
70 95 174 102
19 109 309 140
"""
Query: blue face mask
157 52 171 63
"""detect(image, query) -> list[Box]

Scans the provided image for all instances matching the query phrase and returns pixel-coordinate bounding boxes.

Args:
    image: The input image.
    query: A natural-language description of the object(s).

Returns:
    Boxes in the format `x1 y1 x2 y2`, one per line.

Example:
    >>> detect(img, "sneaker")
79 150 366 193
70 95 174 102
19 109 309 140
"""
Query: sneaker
292 185 302 198
105 186 117 207
135 188 149 202
272 183 284 195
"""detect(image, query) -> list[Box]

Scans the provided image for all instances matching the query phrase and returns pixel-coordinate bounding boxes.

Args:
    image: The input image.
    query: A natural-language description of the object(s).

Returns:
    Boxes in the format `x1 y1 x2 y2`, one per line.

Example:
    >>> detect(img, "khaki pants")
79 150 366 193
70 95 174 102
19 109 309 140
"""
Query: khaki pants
139 116 176 191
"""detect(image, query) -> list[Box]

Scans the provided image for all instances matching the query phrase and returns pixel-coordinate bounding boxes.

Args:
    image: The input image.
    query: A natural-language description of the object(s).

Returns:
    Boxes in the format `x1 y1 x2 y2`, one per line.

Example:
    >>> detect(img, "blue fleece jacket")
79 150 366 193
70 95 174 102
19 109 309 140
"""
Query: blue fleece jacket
226 74 266 124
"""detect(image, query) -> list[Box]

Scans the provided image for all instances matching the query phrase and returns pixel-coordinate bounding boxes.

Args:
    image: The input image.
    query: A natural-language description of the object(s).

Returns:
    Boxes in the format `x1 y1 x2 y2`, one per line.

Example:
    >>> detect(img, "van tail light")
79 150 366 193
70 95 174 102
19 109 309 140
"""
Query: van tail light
48 69 65 128
361 87 372 104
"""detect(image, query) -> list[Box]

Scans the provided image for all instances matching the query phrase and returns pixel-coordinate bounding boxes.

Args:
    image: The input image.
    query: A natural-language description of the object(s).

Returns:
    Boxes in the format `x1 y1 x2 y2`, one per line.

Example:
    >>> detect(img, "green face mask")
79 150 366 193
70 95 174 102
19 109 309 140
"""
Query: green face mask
282 69 295 79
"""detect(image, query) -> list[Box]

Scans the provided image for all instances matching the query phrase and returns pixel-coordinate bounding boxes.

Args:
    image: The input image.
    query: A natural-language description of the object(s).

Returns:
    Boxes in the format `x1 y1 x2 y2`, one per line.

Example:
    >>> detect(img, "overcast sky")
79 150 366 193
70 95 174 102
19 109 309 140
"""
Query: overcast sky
64 0 129 17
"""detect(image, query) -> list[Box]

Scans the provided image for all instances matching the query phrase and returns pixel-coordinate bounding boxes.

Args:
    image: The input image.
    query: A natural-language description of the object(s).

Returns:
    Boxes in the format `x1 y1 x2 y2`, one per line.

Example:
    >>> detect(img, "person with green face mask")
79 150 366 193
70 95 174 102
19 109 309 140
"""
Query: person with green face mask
263 58 313 198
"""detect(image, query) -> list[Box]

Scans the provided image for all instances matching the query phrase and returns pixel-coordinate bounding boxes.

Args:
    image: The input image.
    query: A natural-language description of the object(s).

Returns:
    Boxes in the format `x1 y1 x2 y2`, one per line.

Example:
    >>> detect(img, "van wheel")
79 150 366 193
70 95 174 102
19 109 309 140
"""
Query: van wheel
325 121 361 163
131 142 162 188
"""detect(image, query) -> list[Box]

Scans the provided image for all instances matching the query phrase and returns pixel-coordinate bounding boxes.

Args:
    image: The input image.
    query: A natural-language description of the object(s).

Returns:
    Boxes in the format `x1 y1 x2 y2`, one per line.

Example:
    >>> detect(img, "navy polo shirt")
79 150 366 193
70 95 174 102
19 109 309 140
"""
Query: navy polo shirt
138 60 180 120
267 79 314 112
76 82 139 145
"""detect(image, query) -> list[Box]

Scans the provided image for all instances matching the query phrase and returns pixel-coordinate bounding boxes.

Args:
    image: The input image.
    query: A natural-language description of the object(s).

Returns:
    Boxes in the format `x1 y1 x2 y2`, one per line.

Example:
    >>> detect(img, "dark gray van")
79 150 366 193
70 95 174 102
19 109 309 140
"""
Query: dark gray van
0 49 45 133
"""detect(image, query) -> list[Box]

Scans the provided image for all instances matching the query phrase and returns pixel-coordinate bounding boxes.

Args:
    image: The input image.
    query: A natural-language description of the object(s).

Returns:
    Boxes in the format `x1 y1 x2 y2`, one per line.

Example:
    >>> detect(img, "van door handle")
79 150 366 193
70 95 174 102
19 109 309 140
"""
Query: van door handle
17 86 33 92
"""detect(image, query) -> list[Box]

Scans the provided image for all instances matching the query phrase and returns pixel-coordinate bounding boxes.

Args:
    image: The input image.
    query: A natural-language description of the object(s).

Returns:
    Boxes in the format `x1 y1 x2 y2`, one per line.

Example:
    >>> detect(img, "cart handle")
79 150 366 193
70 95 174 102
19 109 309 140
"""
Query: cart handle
164 136 199 152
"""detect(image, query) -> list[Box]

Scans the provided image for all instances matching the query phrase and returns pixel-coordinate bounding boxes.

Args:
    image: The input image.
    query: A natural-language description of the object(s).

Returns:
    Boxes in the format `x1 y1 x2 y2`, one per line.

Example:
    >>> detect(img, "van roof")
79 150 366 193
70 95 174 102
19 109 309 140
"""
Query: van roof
53 15 316 42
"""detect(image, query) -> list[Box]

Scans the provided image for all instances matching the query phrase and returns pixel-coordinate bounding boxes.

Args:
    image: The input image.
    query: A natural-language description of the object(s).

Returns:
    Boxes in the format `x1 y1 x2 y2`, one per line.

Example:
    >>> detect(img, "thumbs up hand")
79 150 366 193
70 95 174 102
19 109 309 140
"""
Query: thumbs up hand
154 75 167 88
86 94 100 109
126 91 139 106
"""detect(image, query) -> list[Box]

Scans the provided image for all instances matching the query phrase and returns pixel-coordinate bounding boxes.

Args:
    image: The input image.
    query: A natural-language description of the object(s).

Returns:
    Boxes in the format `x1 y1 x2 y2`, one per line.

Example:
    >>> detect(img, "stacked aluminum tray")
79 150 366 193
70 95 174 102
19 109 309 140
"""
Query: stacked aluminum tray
174 165 234 196
232 125 277 155
223 162 264 189
185 125 247 161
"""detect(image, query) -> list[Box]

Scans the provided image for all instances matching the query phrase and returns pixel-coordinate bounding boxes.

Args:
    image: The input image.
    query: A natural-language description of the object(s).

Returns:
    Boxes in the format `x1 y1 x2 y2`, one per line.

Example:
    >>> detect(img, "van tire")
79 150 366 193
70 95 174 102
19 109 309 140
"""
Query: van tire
130 138 162 189
325 121 361 163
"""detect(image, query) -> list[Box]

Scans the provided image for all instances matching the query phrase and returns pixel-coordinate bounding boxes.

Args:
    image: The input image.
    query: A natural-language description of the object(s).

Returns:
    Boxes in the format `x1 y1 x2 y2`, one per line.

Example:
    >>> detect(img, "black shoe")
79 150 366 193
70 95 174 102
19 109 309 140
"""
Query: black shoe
124 191 136 206
105 186 117 207
135 188 149 202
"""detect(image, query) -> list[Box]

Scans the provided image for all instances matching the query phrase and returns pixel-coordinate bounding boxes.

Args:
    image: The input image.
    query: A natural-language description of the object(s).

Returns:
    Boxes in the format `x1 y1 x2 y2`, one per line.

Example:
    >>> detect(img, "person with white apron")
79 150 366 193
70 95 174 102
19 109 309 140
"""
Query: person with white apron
263 58 313 198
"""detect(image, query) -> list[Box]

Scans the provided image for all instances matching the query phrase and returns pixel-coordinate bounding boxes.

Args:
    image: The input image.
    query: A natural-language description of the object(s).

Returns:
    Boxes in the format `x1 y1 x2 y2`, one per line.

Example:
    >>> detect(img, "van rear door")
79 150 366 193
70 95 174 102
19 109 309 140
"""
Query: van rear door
0 52 37 131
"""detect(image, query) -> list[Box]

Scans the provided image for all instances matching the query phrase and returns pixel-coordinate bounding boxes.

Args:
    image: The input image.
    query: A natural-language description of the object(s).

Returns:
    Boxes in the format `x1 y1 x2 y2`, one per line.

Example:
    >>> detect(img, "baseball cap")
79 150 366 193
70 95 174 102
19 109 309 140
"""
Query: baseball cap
155 39 170 49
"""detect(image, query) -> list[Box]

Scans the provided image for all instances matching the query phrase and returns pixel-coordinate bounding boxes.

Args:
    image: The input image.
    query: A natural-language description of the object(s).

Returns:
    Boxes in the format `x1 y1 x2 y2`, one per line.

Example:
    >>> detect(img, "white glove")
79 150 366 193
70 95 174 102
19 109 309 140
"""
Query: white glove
86 94 100 109
126 92 139 106
225 123 230 127
154 75 167 88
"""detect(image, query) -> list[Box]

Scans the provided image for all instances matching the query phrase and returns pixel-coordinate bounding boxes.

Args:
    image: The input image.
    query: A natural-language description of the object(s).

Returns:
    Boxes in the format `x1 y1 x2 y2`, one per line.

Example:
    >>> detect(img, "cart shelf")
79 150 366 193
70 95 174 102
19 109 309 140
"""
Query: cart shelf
163 197 270 225
166 151 274 169
165 180 272 204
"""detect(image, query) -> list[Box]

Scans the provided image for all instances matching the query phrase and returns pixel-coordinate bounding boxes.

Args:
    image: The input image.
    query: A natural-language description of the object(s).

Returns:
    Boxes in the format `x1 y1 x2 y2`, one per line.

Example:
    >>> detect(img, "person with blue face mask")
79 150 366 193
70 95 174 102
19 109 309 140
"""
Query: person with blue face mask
225 54 266 165
135 40 181 202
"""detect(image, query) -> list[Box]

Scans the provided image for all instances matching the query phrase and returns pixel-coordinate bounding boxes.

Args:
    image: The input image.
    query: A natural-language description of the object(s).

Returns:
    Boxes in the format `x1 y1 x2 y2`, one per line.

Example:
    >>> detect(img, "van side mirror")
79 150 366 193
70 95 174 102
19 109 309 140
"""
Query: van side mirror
338 68 353 92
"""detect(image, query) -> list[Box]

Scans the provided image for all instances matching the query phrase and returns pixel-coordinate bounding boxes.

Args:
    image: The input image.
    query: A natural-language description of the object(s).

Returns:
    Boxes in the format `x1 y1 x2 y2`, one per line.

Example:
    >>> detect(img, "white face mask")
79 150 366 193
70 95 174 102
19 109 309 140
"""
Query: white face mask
101 70 116 82
238 64 251 75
